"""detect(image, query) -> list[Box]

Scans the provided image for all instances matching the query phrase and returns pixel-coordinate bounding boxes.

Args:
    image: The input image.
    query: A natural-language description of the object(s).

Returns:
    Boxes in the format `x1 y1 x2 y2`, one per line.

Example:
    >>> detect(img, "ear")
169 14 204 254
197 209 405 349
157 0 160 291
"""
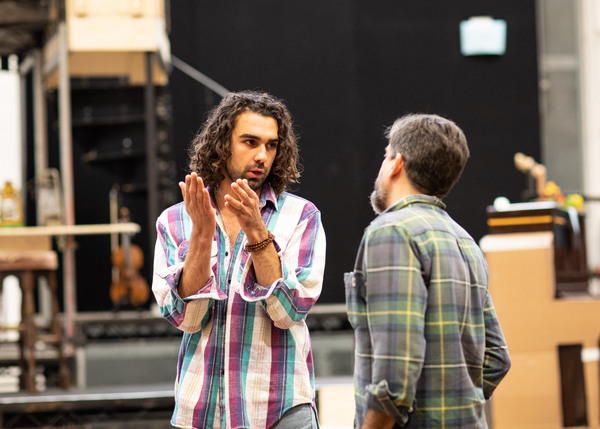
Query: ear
388 153 404 178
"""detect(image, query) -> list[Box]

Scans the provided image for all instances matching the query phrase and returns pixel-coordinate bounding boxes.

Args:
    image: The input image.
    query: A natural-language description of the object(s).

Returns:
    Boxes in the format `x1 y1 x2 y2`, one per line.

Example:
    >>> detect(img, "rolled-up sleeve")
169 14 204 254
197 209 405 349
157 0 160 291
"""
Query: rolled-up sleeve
482 292 511 398
239 207 326 330
363 225 427 423
151 207 226 334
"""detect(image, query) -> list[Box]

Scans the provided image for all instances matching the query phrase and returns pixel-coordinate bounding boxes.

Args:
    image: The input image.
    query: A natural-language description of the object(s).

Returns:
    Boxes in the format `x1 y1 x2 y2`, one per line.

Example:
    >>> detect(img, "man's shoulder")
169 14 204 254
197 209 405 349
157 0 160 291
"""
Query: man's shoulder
369 202 474 241
164 200 186 213
368 203 421 230
278 191 320 214
364 211 411 242
158 201 186 222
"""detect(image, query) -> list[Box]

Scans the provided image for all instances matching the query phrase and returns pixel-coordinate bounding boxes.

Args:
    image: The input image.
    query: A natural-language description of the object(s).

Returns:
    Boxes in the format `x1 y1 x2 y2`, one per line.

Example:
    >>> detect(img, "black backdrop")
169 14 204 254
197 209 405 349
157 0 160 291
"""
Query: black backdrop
29 1 540 310
167 1 541 304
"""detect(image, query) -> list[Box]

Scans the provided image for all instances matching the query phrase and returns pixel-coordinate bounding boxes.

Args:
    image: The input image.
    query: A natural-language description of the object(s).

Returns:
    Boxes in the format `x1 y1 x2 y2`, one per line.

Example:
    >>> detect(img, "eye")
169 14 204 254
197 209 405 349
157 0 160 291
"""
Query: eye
268 142 278 150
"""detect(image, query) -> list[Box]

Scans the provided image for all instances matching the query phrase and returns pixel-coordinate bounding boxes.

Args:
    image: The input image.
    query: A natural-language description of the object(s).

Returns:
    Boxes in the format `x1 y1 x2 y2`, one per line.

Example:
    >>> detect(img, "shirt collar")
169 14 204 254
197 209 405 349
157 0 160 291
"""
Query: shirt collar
384 194 446 213
259 182 279 211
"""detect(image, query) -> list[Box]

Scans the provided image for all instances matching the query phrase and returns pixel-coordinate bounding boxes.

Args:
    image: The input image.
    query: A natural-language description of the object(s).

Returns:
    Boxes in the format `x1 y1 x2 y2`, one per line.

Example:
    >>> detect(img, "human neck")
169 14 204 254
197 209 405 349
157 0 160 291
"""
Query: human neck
386 177 422 208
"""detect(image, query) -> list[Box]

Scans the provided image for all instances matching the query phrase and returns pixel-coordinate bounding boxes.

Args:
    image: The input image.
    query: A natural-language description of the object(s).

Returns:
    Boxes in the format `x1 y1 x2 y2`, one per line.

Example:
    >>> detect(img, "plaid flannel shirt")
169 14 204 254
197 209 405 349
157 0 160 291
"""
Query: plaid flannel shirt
345 195 510 428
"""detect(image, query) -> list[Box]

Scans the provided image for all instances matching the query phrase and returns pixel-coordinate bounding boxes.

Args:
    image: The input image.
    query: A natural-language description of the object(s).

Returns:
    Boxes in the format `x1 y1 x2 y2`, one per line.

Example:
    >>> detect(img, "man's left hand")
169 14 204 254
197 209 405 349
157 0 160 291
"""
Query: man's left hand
224 179 268 242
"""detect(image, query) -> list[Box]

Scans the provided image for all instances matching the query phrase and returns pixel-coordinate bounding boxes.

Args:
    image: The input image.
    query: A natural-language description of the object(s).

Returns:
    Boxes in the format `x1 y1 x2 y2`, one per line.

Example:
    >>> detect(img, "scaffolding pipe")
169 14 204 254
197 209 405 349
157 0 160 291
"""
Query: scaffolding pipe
57 21 77 341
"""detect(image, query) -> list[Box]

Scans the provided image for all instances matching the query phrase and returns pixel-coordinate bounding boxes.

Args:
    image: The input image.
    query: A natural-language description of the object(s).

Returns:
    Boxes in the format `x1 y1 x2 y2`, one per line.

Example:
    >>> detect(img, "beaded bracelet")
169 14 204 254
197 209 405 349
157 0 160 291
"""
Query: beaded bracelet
245 231 275 252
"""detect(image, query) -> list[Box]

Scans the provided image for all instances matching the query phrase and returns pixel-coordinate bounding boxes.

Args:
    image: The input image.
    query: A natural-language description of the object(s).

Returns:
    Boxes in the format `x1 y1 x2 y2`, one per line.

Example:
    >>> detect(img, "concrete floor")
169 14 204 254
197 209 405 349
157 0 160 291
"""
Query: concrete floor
0 324 356 428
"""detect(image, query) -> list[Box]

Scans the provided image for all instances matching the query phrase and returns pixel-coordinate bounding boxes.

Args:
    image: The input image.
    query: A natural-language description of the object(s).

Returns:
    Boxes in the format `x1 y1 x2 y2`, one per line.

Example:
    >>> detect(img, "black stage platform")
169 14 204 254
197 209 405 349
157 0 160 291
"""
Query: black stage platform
0 383 174 428
0 306 353 428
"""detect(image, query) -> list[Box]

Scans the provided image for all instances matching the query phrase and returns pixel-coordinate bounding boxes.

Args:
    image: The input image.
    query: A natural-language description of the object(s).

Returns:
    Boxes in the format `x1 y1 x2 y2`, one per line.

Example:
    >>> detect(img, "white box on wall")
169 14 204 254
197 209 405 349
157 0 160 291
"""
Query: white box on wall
0 56 22 191
460 16 507 56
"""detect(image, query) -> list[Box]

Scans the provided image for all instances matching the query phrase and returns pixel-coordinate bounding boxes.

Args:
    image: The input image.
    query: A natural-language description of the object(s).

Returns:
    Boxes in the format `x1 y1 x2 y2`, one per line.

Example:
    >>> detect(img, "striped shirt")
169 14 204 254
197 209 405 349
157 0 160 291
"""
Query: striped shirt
152 183 326 428
345 195 510 428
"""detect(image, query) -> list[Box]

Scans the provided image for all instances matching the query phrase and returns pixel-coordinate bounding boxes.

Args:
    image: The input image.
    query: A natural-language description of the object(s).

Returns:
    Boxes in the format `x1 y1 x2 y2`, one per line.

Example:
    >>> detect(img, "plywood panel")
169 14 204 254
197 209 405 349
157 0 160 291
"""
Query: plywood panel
482 232 600 428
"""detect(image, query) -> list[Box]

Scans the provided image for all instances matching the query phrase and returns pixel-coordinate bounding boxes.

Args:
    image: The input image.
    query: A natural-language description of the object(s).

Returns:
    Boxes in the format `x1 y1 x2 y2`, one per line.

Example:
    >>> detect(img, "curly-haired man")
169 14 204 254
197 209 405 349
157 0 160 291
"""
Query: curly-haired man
152 91 326 428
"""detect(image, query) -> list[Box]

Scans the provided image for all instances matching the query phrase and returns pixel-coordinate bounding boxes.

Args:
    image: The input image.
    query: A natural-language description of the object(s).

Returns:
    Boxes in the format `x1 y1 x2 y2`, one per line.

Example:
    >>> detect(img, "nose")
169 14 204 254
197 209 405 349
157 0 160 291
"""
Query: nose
254 144 267 163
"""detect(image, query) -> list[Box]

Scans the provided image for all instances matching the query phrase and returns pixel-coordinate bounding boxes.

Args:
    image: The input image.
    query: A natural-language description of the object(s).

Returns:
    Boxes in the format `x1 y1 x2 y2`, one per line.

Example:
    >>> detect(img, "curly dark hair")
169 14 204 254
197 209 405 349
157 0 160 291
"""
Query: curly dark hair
188 91 301 194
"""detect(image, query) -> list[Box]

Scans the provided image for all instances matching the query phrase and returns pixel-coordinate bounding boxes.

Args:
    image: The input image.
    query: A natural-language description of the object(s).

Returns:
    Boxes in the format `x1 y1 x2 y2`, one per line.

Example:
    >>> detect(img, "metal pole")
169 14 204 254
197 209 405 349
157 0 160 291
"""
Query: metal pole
32 48 54 323
33 49 48 225
18 54 32 224
57 21 77 343
145 52 158 248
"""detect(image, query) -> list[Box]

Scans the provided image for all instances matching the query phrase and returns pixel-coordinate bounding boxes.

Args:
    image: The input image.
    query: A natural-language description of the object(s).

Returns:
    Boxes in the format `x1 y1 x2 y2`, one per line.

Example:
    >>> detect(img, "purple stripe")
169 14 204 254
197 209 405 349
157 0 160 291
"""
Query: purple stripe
192 305 222 428
266 327 286 427
229 294 247 426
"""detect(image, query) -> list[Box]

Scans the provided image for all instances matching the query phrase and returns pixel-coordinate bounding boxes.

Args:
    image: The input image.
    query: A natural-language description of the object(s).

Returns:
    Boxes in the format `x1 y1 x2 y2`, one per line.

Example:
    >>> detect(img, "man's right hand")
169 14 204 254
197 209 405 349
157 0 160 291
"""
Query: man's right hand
179 172 216 240
177 172 216 298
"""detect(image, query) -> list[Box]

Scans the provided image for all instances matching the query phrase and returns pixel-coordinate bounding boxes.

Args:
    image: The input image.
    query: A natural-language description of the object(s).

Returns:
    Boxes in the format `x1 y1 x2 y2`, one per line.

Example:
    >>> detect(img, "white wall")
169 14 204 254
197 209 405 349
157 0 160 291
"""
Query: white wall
580 0 600 277
0 56 22 338
0 56 22 191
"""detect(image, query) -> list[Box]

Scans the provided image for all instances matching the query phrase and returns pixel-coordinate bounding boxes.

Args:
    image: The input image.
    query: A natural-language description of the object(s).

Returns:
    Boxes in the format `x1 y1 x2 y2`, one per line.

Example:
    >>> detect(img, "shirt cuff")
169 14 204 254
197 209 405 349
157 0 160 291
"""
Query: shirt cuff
156 263 226 301
365 380 413 426
239 237 284 302
184 275 227 301
156 262 184 292
240 277 283 302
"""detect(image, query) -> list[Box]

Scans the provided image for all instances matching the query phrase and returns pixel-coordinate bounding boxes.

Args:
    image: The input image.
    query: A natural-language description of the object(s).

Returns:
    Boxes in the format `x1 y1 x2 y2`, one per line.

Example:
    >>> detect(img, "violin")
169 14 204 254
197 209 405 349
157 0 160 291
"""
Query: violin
109 207 149 309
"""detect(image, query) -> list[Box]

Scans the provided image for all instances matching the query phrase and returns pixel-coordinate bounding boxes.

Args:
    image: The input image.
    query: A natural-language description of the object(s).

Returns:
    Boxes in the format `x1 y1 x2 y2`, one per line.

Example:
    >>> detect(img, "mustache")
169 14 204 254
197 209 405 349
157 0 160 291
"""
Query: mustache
245 163 266 173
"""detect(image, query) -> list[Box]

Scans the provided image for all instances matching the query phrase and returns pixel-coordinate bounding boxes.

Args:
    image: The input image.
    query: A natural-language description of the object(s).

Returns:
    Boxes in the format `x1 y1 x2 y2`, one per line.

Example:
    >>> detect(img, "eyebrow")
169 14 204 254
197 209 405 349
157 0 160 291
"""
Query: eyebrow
239 133 279 143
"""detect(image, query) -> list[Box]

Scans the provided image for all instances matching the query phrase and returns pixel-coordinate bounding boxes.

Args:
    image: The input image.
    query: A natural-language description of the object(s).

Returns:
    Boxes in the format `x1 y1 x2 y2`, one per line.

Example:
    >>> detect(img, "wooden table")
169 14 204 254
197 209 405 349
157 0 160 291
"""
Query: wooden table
0 223 141 346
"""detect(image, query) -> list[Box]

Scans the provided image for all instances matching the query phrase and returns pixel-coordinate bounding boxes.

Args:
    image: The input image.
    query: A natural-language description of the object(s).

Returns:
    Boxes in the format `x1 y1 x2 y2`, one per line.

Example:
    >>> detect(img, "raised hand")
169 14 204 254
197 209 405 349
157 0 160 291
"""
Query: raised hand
225 179 281 286
224 179 267 241
179 172 216 240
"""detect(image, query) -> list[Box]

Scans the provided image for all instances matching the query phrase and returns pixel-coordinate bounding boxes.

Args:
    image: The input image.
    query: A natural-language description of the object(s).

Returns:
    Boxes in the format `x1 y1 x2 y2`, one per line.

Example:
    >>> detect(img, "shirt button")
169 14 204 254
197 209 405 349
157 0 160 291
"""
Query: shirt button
225 252 229 257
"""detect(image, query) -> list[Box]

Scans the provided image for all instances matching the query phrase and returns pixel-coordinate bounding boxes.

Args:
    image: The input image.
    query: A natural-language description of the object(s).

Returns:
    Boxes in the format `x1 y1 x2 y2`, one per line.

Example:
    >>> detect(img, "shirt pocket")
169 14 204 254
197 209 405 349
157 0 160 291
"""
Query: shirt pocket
344 271 368 330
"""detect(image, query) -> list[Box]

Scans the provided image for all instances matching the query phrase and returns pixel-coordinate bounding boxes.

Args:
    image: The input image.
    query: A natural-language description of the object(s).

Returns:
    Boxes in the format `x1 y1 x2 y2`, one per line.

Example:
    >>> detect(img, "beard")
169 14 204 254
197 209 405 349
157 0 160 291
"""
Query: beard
370 176 388 214
225 163 269 191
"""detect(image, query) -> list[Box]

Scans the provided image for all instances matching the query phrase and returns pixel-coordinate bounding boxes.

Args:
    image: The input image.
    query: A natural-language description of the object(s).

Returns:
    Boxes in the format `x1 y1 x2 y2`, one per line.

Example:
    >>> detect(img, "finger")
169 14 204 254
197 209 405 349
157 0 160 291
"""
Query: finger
189 173 205 207
195 175 208 208
188 173 196 198
230 179 247 198
237 179 259 202
179 180 186 200
185 173 192 194
224 194 243 211
231 179 257 204
181 174 193 203
237 178 251 191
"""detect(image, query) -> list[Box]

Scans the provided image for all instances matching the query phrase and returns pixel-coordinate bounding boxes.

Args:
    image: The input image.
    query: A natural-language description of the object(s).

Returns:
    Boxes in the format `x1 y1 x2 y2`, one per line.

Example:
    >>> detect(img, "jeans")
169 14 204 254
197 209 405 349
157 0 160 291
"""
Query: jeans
269 403 318 429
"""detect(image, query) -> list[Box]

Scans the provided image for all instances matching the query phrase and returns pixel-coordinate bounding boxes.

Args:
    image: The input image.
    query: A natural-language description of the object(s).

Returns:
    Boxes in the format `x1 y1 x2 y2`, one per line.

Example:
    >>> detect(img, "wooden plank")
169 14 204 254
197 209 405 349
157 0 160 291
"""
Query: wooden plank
0 223 140 237
0 235 51 251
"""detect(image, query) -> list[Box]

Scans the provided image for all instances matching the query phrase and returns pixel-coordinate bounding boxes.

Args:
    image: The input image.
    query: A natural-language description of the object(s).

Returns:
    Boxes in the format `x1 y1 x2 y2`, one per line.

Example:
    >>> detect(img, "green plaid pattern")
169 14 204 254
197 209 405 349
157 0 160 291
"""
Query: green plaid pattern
345 195 510 428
